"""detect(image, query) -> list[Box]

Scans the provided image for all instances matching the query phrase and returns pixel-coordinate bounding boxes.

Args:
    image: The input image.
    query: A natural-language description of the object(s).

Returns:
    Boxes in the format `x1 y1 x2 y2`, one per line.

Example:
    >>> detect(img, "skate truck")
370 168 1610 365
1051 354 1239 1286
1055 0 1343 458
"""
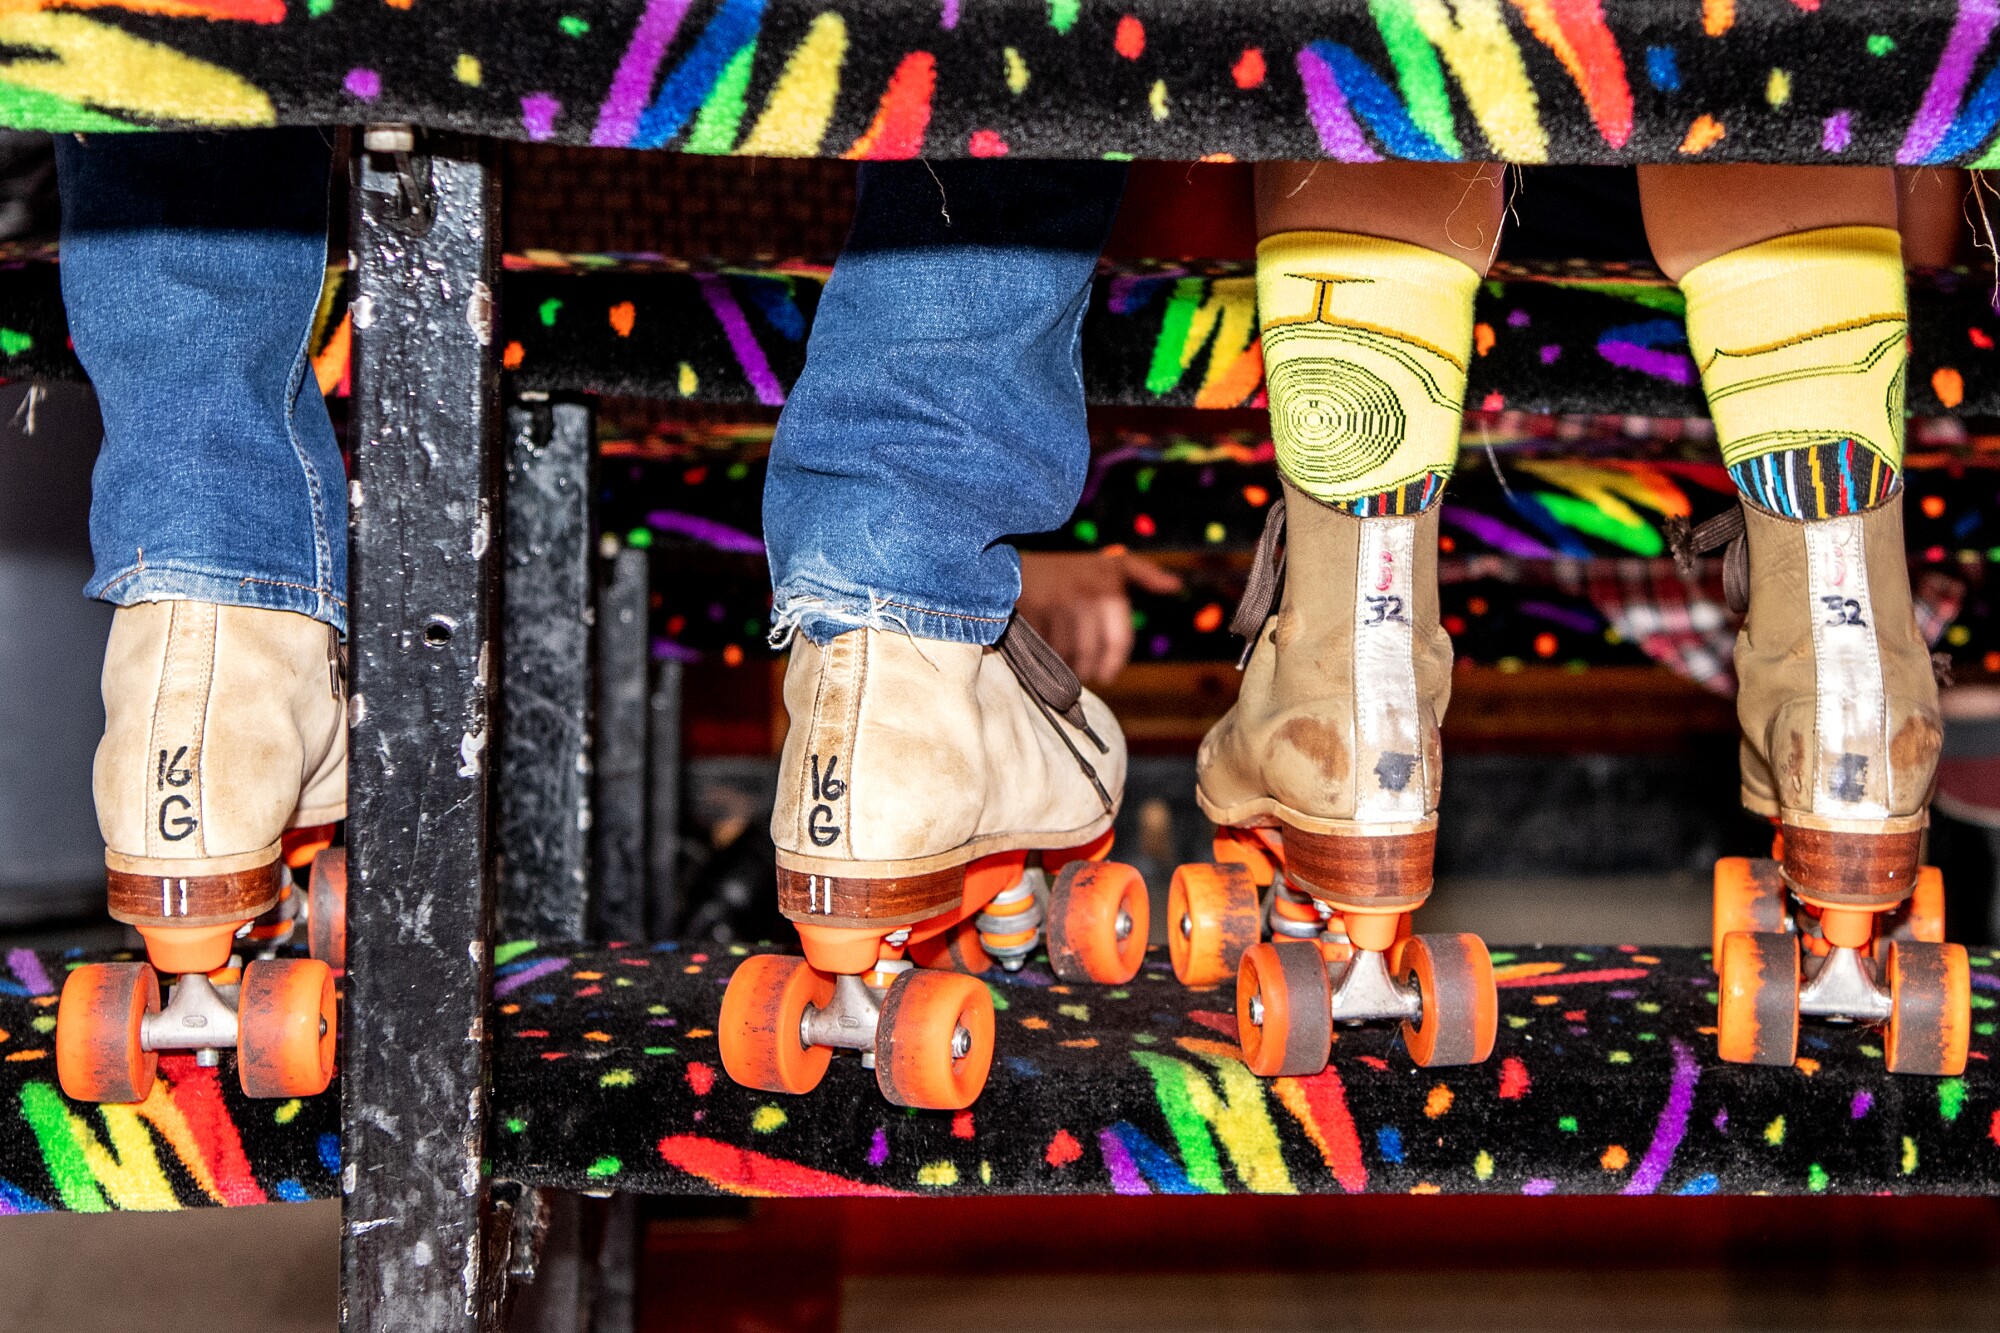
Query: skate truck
57 826 347 1103
1170 827 1496 1074
719 832 1147 1110
1714 837 1968 1076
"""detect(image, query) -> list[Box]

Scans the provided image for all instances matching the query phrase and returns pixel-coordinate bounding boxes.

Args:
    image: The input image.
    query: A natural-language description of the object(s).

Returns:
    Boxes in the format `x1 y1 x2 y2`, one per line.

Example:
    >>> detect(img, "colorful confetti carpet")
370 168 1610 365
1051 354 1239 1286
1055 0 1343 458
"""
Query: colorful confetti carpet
6 941 2000 1211
5 2 2000 168
0 255 1995 419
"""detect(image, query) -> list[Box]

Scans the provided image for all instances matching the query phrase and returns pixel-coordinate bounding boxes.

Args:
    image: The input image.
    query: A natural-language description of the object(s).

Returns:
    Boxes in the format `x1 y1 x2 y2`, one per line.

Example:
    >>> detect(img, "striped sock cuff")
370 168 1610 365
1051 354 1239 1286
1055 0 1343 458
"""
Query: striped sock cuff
1727 440 1899 519
1336 470 1450 517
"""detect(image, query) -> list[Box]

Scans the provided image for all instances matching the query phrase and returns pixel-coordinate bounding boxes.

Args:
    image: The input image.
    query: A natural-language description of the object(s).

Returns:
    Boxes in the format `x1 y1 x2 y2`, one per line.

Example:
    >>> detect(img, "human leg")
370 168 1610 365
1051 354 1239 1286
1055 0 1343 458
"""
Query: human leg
1643 165 1966 1074
726 161 1145 1109
55 129 344 1101
763 159 1127 646
1189 163 1503 1073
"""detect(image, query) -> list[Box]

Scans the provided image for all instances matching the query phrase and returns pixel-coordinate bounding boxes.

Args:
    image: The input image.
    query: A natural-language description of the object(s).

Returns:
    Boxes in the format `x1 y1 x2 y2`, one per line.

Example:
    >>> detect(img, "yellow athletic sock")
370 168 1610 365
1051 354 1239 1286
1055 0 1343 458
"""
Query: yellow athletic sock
1680 225 1907 518
1256 230 1478 513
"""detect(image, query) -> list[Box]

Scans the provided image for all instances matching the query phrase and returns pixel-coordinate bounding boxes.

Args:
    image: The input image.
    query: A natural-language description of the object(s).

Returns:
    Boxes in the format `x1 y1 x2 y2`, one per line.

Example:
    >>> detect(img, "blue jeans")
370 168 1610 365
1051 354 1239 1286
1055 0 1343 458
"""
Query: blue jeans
765 160 1127 646
56 129 347 633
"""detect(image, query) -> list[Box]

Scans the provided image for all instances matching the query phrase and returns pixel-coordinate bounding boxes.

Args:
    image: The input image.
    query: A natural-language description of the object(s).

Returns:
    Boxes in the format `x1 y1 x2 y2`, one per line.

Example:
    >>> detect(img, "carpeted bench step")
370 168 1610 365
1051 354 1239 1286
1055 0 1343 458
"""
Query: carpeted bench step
5 941 1998 1211
1 255 1995 417
10 3 1993 167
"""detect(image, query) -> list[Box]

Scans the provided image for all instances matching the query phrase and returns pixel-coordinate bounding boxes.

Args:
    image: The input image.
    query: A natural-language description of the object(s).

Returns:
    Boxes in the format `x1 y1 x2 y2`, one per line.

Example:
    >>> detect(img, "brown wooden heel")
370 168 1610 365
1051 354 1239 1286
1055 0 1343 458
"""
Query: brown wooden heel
107 862 282 929
1780 824 1923 908
1279 824 1434 911
777 864 963 929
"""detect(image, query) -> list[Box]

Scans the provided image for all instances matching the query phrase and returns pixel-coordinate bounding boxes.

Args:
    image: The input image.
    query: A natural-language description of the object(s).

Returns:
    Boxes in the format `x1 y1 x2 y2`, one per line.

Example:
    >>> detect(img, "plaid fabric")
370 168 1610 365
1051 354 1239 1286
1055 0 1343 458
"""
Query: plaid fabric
1583 559 1737 695
1581 561 1965 696
1912 570 1966 649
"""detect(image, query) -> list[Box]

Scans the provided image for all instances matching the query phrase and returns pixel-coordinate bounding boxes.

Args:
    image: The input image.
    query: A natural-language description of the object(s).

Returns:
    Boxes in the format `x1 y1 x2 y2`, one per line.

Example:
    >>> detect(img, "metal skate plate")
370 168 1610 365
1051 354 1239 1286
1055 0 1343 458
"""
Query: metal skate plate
141 970 240 1059
1798 945 1892 1024
1328 948 1422 1026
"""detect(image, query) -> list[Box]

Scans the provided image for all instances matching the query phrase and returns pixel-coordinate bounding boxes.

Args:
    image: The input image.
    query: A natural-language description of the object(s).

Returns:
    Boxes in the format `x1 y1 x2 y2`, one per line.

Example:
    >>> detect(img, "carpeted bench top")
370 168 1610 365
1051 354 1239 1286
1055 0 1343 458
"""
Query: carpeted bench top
5 940 2000 1212
8 3 2000 167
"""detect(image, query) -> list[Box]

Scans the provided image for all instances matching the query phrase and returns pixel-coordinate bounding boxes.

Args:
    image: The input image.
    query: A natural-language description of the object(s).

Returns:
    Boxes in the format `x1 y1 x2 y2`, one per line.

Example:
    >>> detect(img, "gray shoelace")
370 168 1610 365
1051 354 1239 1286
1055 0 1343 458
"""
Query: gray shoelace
1229 492 1289 668
997 614 1114 816
1666 506 1749 615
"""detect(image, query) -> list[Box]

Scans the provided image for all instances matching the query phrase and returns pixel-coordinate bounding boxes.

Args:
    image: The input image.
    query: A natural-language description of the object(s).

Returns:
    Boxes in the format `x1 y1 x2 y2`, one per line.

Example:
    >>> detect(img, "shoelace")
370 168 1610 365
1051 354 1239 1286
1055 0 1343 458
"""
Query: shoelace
1229 492 1289 668
1666 504 1956 687
996 614 1115 816
1665 505 1749 616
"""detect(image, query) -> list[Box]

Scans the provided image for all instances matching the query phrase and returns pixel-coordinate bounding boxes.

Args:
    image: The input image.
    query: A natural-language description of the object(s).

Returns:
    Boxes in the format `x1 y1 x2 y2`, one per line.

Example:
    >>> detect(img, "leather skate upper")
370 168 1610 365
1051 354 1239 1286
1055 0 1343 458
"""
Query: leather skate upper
771 626 1126 871
96 601 347 870
1734 499 1940 827
1197 482 1452 832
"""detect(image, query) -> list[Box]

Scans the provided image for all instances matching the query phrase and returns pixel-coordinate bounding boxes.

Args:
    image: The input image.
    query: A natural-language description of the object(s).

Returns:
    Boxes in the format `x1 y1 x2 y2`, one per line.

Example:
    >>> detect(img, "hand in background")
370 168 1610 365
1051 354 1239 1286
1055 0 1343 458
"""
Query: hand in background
1017 549 1184 686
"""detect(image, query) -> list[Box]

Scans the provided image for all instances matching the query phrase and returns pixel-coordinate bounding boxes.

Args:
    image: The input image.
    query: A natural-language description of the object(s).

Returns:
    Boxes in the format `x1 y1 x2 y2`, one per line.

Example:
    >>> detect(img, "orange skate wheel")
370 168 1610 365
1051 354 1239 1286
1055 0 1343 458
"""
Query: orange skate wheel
1167 862 1262 987
282 824 338 870
1213 828 1279 886
56 963 159 1103
718 955 837 1095
1716 931 1799 1066
307 847 347 972
238 958 337 1098
1046 860 1149 984
1236 941 1332 1077
1887 866 1946 947
1884 941 1971 1077
1712 858 1788 962
1397 934 1498 1068
874 970 994 1109
907 919 992 974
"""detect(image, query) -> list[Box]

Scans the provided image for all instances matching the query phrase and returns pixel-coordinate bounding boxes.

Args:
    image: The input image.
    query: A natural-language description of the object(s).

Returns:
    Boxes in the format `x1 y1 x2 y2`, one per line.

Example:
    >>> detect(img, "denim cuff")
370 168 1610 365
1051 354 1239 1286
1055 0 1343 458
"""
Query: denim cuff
88 559 347 636
770 575 1011 649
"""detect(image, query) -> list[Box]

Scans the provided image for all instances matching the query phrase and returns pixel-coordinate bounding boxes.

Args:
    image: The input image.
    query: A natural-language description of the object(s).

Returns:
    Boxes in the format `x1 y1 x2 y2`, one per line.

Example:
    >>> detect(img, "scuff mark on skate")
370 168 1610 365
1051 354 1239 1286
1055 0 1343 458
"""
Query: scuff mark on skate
1889 712 1941 777
1374 751 1416 793
1277 715 1348 784
1783 730 1808 804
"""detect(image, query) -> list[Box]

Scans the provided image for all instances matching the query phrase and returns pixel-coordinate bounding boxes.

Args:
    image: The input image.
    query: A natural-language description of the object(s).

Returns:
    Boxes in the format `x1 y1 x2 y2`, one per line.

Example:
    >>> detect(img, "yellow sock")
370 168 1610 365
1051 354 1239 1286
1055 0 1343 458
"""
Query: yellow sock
1680 225 1907 518
1256 230 1478 513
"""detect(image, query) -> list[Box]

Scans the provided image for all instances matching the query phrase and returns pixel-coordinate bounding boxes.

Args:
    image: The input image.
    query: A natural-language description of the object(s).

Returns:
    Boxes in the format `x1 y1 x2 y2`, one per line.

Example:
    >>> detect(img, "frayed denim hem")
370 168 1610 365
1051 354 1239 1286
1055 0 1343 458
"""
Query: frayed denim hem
768 581 1010 649
88 559 347 635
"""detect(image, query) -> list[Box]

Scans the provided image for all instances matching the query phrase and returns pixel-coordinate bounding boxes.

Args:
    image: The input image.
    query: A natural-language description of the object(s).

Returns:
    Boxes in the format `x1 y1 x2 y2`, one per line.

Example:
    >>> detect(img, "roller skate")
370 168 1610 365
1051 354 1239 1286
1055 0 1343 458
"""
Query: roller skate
57 602 346 1103
1169 486 1496 1074
1703 499 1969 1074
719 618 1144 1110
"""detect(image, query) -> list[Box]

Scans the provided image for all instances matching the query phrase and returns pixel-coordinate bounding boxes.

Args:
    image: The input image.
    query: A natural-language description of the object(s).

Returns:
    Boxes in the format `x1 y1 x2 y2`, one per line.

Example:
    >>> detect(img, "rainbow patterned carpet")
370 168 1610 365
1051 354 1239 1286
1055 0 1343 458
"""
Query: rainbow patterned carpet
0 2 1993 169
5 941 2000 1212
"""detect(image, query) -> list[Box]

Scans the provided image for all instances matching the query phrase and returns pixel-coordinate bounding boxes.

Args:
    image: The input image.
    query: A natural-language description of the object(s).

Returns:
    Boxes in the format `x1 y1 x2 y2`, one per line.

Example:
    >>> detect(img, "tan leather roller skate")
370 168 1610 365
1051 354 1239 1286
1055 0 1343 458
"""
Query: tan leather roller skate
719 617 1145 1110
56 601 347 1102
1167 483 1496 1073
1706 498 1969 1074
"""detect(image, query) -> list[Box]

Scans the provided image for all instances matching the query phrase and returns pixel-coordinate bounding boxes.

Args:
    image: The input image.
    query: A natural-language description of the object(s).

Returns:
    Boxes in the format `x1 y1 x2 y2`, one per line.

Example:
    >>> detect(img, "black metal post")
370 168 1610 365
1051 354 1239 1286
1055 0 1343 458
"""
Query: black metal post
344 125 502 1333
645 660 684 937
498 394 597 942
592 543 650 940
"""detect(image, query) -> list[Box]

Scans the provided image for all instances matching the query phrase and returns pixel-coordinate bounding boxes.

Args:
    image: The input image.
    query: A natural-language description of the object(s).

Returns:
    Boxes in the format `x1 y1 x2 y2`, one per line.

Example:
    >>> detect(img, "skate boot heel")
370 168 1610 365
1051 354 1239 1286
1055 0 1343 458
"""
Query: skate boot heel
1279 822 1437 913
1778 823 1925 908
